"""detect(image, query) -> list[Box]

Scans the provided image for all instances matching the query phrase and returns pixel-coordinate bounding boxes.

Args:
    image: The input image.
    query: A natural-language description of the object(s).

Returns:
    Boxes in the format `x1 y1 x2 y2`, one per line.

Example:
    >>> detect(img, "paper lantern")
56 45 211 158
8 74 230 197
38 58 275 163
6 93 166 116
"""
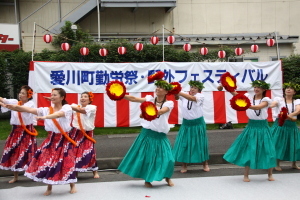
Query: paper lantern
134 43 143 51
80 47 89 56
266 39 275 47
235 47 243 56
251 44 259 53
218 50 226 58
118 46 127 55
167 36 175 44
150 36 159 45
61 43 70 51
43 34 52 43
99 48 108 56
183 43 191 52
200 47 208 55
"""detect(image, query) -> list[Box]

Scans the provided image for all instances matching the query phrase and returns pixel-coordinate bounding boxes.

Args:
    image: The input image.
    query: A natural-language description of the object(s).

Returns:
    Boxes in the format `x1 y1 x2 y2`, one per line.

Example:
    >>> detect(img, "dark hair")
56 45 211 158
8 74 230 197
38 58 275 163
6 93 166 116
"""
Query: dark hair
53 88 68 105
20 85 33 100
82 91 92 104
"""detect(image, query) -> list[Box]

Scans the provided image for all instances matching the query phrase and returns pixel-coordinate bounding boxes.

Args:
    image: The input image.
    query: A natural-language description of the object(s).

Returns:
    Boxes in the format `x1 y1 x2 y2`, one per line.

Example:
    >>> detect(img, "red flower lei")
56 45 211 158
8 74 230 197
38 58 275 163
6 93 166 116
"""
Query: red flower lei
220 72 237 92
229 93 251 111
17 101 38 136
106 80 126 101
168 82 182 95
278 107 288 126
147 71 164 83
49 106 77 146
140 101 158 121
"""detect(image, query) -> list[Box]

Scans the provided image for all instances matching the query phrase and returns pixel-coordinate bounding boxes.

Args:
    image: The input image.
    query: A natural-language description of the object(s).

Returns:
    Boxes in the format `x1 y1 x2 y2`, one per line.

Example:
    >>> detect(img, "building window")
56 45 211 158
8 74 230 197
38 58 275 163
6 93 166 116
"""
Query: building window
271 56 286 61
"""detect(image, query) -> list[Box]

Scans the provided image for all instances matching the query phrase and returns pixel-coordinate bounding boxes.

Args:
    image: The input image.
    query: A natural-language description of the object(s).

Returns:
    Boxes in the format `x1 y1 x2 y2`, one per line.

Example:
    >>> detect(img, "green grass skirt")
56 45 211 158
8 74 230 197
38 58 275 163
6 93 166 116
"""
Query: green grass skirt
271 119 300 161
118 128 174 182
173 117 209 163
223 119 276 169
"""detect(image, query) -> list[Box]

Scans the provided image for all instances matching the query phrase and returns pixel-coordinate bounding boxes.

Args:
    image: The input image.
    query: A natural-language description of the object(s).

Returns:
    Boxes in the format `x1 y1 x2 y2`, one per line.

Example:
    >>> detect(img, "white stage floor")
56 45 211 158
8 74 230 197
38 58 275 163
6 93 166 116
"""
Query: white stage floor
0 173 298 200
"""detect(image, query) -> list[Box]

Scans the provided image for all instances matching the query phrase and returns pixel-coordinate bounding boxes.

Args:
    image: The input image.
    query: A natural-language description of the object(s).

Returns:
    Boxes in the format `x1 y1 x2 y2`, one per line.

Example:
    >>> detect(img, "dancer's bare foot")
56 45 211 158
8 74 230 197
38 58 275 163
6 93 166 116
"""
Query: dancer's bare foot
203 164 210 172
93 171 100 179
44 185 52 196
70 183 77 194
9 172 18 183
8 178 18 183
268 168 274 181
268 176 275 181
274 166 282 171
180 163 187 173
292 162 300 169
165 178 174 187
144 182 153 188
243 176 250 182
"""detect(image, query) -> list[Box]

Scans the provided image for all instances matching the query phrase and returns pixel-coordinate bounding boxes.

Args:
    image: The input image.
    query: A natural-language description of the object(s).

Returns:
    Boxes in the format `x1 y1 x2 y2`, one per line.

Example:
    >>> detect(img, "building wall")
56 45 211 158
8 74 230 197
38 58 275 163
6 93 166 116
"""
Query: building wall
0 0 298 61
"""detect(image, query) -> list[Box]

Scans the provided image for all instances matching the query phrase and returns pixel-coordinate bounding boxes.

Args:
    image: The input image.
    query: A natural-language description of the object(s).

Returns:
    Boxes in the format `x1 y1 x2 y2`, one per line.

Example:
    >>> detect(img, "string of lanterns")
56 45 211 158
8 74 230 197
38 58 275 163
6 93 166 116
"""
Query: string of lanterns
43 33 276 58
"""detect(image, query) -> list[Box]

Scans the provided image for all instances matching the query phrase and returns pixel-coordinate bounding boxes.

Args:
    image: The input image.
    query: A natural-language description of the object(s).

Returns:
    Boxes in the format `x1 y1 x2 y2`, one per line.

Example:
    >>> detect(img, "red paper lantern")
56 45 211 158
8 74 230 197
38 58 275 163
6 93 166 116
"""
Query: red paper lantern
134 43 143 51
251 44 259 53
218 50 226 58
266 39 275 47
80 47 89 56
167 36 175 44
235 47 243 56
183 43 191 52
200 47 208 55
99 48 108 56
43 34 52 43
118 46 127 55
61 43 70 51
150 36 159 45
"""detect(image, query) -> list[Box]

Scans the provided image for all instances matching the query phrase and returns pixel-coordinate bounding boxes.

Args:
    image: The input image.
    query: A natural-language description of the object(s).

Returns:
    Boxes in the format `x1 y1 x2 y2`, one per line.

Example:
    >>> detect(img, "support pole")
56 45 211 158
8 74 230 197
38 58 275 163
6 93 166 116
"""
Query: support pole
97 0 101 42
31 22 36 61
274 31 280 60
162 24 164 62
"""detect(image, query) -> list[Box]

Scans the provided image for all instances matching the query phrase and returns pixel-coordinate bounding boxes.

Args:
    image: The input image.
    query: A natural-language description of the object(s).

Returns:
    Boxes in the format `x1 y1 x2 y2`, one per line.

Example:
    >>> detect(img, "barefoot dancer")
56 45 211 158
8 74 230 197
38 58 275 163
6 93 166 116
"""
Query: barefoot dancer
70 92 99 178
0 86 37 183
270 82 300 171
173 80 210 173
117 80 175 187
223 80 276 182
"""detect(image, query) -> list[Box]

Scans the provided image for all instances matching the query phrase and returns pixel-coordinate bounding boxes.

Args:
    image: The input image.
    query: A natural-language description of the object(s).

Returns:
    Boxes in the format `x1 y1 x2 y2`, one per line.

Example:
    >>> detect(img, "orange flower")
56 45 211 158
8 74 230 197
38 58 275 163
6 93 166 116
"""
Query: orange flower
168 82 182 95
229 93 251 111
106 80 126 101
140 101 158 121
148 71 164 83
27 89 33 98
278 107 288 126
88 92 94 102
220 72 237 92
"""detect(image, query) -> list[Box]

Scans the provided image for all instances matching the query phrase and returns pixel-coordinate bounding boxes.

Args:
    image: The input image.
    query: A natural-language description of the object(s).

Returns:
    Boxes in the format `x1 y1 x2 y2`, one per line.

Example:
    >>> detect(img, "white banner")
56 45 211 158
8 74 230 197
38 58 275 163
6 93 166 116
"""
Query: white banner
31 61 282 93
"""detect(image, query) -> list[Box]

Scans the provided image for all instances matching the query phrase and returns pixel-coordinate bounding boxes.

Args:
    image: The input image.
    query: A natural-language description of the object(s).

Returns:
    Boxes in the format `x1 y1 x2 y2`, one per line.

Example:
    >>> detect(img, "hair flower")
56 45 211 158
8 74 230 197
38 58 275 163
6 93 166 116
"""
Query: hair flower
88 92 94 102
27 89 33 98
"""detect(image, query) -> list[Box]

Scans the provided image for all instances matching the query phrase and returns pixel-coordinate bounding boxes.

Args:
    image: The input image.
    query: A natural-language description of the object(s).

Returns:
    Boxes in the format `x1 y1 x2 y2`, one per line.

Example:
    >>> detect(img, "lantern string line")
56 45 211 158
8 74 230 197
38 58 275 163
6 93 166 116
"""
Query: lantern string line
37 22 277 49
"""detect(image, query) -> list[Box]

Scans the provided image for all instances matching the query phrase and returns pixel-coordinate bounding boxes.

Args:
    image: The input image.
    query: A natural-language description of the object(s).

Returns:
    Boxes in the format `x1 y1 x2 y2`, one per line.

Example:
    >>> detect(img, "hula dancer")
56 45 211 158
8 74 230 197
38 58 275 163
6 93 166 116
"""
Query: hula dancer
70 92 99 178
173 80 210 173
223 80 276 182
1 88 77 195
0 85 37 183
116 80 175 187
270 82 300 171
